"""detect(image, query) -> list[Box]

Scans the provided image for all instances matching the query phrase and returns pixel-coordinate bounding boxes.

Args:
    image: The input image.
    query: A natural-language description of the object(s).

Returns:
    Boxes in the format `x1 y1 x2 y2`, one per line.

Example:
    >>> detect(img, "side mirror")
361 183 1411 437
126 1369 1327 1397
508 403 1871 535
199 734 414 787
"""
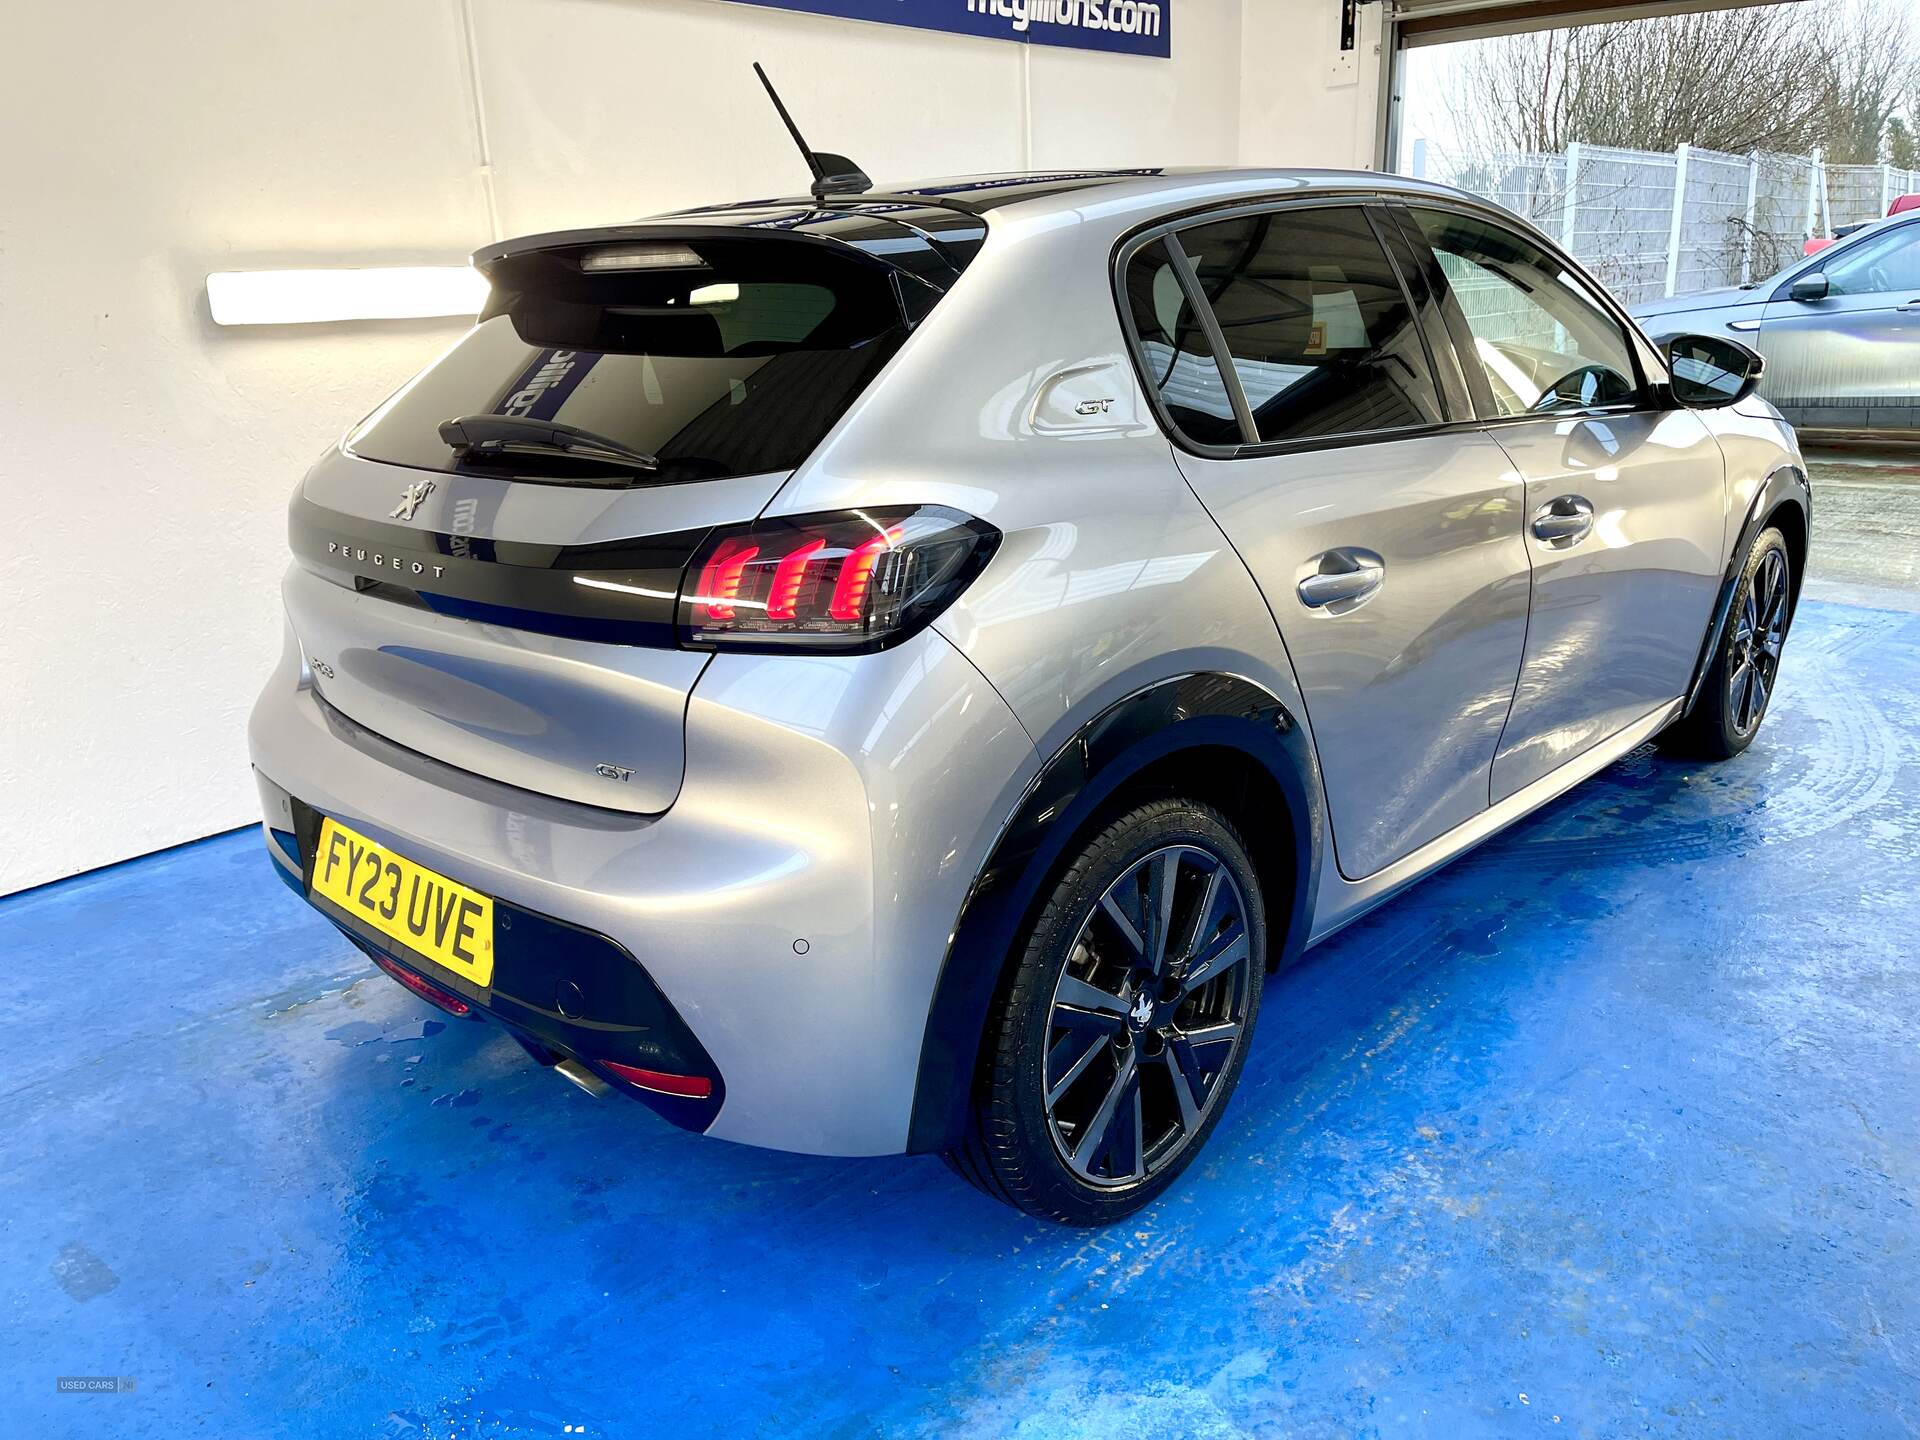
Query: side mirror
1663 333 1765 408
1789 272 1830 302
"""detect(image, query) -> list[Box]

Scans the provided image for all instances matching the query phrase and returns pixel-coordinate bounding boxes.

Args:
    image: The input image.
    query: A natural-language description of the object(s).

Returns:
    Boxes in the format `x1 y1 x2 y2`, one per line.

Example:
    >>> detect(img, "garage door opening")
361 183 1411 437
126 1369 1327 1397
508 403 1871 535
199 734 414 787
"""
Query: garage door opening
1385 0 1920 304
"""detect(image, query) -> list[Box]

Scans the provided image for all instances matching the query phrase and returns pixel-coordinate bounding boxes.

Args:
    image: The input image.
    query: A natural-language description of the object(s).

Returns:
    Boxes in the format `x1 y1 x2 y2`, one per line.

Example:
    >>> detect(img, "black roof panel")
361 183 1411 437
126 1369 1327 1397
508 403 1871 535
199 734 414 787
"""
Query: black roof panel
677 169 1186 219
883 169 1176 209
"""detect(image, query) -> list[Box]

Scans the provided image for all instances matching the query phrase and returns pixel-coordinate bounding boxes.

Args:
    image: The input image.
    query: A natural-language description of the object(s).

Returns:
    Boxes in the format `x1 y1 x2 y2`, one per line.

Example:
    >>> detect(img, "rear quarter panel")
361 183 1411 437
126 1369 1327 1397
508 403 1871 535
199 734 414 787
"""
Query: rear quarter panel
765 206 1325 776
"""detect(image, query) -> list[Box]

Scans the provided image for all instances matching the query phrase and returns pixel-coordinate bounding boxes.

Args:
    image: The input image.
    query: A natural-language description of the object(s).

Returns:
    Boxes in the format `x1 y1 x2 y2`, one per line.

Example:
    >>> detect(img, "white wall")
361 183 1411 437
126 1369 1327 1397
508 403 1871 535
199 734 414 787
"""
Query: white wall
1 1 487 898
2 0 1380 896
1239 0 1386 169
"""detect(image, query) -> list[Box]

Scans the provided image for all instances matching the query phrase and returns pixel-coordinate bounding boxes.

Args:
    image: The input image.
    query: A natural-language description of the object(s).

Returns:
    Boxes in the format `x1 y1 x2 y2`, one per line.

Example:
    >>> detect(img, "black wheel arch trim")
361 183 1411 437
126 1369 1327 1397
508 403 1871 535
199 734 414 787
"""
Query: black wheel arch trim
904 671 1323 1155
1682 464 1811 719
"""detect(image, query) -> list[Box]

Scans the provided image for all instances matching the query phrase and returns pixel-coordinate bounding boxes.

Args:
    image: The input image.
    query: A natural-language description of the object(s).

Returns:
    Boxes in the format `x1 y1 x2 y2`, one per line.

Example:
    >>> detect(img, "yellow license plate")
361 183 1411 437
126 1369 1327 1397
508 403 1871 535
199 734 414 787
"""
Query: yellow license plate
310 817 495 988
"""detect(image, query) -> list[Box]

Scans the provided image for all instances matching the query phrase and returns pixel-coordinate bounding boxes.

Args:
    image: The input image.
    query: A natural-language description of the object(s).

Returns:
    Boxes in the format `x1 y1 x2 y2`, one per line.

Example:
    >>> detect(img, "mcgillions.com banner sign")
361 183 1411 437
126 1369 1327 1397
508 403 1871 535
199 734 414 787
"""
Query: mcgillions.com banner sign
723 0 1170 58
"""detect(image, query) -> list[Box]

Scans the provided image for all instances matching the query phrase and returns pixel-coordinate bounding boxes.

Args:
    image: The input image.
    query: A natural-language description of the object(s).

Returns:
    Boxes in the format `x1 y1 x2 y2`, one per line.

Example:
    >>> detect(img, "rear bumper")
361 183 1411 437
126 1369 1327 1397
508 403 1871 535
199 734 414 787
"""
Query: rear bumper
247 617 1039 1156
262 793 726 1130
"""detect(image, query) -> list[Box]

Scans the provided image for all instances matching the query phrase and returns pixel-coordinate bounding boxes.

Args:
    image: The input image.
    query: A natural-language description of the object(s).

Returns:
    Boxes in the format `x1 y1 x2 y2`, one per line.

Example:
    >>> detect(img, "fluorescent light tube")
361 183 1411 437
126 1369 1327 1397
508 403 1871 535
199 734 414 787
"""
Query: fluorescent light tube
207 266 489 326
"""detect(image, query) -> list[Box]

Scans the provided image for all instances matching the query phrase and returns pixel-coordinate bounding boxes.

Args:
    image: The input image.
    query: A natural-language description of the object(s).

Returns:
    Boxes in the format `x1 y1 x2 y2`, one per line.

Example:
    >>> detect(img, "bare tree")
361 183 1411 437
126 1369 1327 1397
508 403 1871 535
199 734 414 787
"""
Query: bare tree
1415 1 1920 302
1443 0 1916 162
1445 7 1836 158
1815 0 1918 163
1891 114 1917 172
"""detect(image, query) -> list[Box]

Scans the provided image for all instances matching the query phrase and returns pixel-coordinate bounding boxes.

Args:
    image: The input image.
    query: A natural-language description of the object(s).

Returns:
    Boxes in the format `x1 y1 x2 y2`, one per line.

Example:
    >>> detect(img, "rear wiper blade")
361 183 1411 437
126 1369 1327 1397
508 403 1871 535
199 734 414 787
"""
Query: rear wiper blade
438 415 660 472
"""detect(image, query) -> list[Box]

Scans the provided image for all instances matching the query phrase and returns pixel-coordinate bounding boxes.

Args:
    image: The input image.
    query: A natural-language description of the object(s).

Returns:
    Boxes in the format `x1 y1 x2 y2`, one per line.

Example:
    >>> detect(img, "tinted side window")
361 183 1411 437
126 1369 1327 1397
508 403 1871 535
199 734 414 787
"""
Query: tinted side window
1177 208 1443 444
1121 240 1244 447
1821 223 1920 295
1411 208 1641 418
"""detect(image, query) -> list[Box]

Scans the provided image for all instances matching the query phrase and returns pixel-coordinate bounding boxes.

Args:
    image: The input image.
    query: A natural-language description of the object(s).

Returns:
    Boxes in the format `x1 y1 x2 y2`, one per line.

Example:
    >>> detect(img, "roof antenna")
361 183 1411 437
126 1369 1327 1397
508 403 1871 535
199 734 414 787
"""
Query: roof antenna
753 62 872 203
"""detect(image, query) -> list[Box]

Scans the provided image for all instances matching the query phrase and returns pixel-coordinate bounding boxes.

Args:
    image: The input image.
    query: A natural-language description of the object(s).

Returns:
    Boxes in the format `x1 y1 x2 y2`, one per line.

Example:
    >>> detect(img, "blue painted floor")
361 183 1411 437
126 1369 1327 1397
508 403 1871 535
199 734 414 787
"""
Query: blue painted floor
6 597 1920 1438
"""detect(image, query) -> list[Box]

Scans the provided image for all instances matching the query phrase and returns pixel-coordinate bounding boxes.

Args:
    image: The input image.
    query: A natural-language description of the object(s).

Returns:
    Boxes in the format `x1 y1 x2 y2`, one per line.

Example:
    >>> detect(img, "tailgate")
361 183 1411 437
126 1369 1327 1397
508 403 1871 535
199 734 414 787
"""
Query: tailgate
277 218 956 813
285 448 792 814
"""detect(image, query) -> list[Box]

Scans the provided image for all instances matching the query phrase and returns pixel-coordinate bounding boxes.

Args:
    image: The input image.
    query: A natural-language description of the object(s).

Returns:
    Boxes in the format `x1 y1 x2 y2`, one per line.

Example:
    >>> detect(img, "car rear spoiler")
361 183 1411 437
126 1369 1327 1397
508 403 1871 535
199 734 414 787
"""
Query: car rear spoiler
473 207 985 295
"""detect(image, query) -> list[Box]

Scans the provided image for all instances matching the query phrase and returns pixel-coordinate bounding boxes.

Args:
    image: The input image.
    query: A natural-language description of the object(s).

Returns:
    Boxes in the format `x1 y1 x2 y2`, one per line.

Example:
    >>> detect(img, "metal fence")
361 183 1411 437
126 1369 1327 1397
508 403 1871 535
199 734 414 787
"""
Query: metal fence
1416 141 1920 301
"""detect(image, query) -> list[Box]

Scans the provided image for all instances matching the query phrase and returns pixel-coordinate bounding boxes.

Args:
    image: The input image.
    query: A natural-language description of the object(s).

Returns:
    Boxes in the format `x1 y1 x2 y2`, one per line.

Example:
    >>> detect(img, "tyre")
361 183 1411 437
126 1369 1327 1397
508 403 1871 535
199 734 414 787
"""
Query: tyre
1665 527 1794 760
947 798 1266 1225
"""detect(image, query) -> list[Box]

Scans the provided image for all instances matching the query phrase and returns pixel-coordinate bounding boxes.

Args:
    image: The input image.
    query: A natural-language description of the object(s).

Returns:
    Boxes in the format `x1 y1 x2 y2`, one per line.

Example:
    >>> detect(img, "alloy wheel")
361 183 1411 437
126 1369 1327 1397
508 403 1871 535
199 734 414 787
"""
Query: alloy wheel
1728 547 1788 736
1042 844 1254 1187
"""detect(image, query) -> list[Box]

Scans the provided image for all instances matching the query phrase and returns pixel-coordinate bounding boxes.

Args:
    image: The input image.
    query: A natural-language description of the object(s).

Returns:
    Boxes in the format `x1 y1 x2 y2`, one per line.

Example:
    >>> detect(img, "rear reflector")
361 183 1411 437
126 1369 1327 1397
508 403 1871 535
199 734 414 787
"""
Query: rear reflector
368 951 472 1016
599 1060 714 1099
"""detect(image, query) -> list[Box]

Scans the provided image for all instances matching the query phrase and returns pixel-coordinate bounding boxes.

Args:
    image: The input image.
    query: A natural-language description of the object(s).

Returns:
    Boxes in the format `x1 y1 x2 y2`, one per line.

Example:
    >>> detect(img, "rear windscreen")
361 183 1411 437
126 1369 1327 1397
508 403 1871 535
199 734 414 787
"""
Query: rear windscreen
346 238 921 485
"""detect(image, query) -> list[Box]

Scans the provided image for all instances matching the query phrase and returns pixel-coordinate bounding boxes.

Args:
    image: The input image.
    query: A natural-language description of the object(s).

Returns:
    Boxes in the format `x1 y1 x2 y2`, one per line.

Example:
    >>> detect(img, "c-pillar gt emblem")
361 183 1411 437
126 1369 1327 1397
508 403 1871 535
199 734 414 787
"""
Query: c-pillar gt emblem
390 479 436 522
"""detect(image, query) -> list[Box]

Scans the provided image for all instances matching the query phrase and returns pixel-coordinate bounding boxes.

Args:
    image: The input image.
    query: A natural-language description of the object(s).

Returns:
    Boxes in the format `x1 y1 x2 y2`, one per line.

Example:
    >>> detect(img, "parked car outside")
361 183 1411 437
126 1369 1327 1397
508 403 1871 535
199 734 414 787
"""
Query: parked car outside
250 169 1808 1223
1634 209 1920 437
1802 194 1918 254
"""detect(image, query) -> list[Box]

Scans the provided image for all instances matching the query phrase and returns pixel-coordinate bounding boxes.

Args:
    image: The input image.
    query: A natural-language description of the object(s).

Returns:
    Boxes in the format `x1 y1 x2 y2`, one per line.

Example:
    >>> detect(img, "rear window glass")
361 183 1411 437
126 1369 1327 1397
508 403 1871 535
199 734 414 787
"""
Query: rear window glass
346 242 918 485
1176 208 1443 444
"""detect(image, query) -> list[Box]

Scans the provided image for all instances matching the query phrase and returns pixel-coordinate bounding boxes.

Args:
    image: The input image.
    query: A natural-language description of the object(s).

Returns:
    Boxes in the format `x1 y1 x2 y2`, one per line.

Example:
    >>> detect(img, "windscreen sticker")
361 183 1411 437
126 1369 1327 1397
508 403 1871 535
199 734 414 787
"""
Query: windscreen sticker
492 348 601 421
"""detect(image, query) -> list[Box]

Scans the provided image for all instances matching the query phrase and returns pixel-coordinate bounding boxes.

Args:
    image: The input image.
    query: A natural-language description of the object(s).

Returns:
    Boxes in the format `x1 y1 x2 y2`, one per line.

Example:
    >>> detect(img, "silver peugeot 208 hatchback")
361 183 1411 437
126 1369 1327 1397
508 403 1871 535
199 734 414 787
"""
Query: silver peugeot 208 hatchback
250 168 1808 1225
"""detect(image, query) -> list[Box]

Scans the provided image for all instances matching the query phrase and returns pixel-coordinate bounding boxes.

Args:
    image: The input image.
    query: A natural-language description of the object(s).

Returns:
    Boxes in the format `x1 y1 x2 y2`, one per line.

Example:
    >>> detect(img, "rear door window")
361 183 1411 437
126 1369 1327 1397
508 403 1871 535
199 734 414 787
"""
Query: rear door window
347 240 922 485
1175 207 1444 445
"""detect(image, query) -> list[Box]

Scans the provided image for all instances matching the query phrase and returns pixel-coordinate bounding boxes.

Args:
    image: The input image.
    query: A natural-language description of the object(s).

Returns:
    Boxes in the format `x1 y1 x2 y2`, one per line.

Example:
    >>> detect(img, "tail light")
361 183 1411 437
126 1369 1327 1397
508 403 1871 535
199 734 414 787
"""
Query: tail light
678 506 998 652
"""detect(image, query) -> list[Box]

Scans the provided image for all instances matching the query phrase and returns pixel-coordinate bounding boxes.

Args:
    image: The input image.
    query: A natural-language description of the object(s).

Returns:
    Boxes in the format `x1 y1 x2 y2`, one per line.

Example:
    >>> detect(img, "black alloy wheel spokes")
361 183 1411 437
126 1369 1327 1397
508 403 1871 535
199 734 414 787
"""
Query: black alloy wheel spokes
1043 844 1254 1187
1730 547 1788 735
